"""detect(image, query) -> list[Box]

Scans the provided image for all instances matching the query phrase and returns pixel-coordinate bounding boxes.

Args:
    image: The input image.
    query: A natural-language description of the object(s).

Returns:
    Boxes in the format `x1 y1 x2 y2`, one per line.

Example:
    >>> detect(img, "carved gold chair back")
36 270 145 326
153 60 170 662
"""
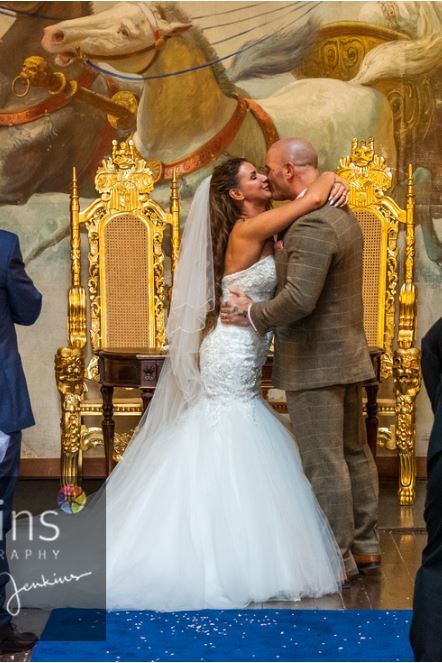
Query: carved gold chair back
337 137 422 505
337 138 400 377
55 139 180 485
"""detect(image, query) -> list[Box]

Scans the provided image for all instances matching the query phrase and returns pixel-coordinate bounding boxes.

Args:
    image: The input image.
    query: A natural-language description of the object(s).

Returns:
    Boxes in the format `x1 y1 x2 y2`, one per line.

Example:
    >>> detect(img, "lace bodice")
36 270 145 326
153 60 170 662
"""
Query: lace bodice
199 255 277 405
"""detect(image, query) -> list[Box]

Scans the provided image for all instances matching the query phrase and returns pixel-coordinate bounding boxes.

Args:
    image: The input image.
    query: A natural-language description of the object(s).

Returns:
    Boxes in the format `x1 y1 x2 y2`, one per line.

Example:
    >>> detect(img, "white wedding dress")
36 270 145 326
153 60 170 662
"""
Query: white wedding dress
105 254 345 610
7 254 343 613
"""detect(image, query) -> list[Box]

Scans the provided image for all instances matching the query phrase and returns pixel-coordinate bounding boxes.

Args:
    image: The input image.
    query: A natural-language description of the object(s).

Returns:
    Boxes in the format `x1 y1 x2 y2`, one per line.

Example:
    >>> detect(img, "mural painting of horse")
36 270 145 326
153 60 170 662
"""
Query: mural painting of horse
39 1 442 275
40 2 397 198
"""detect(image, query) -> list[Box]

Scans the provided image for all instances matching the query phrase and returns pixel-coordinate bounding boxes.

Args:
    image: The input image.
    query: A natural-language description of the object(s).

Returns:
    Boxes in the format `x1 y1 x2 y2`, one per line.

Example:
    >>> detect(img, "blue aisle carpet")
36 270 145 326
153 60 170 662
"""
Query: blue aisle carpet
32 608 413 662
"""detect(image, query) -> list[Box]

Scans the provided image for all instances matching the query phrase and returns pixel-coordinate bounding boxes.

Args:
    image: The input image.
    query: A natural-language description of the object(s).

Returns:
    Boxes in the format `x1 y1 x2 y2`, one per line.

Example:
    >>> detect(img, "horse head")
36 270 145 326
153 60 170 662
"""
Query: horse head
41 2 191 72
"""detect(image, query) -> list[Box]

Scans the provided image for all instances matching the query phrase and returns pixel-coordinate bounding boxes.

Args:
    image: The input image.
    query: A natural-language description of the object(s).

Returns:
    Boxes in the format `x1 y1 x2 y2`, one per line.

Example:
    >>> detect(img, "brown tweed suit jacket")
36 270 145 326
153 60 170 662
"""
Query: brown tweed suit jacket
251 203 374 391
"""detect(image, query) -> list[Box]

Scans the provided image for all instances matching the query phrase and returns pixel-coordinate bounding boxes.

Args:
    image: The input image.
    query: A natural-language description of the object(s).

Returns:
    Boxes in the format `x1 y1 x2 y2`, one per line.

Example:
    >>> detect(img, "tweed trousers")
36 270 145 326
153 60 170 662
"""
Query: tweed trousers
286 383 379 572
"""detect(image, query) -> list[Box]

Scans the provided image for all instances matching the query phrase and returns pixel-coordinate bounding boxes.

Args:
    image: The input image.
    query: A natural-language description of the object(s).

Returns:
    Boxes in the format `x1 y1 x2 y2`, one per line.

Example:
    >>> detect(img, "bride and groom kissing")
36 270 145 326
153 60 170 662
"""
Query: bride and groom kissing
4 137 380 618
103 136 380 609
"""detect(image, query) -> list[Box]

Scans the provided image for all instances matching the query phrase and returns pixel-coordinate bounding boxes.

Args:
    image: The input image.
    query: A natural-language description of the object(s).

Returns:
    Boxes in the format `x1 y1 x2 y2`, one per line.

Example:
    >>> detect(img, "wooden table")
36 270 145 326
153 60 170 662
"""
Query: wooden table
97 348 167 476
98 346 383 476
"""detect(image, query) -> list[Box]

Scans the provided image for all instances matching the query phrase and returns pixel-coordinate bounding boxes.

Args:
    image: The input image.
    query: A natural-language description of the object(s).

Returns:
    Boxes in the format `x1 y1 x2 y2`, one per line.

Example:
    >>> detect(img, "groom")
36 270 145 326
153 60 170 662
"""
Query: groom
221 138 380 579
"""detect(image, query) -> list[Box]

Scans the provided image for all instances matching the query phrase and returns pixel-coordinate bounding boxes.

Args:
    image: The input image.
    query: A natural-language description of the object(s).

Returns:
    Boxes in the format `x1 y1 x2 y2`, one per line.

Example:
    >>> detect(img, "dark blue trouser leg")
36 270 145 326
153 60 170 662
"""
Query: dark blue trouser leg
0 431 21 628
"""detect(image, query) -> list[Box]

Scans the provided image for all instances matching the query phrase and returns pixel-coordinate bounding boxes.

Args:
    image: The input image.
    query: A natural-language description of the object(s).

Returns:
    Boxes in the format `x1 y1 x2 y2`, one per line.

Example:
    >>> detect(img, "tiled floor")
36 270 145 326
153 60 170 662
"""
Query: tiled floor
0 479 427 661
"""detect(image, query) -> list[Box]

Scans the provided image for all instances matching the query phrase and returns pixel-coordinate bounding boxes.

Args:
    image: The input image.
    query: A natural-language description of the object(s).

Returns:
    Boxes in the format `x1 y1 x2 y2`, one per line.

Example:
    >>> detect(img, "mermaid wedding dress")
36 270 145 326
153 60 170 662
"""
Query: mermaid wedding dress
7 180 343 614
105 254 344 610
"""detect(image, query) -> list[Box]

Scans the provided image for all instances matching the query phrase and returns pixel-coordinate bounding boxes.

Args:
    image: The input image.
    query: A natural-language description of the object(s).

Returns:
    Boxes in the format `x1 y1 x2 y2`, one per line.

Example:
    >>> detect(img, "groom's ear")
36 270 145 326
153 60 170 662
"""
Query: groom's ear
284 162 296 182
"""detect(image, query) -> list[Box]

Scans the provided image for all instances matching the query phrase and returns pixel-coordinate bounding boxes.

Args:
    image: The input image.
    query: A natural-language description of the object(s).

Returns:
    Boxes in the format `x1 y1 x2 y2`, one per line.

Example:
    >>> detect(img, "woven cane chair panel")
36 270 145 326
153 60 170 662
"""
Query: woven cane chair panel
103 214 150 348
354 209 384 348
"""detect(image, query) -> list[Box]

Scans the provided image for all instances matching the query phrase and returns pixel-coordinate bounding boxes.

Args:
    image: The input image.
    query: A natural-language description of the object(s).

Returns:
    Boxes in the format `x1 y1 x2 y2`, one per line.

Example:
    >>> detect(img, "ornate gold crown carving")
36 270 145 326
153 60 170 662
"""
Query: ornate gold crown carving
95 140 155 204
111 139 138 169
338 137 392 206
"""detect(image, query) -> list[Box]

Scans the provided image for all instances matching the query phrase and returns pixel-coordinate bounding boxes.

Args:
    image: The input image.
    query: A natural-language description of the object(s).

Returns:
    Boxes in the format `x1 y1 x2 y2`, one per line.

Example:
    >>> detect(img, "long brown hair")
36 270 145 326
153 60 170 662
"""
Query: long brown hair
204 157 246 336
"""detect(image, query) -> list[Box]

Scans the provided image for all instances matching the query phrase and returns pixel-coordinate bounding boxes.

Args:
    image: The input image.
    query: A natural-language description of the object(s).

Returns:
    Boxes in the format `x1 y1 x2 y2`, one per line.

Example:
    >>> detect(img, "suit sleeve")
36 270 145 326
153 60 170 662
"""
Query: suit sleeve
6 235 42 326
421 318 442 413
250 215 337 334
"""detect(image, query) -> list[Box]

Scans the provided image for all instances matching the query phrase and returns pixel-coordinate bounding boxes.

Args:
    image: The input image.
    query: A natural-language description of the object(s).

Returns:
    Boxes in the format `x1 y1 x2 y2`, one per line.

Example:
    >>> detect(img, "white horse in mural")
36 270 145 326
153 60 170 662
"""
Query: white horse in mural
40 1 397 199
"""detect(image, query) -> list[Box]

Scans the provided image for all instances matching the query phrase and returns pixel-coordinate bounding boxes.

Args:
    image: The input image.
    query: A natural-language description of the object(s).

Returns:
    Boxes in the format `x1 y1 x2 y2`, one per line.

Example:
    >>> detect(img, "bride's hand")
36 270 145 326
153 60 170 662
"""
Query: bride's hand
329 174 349 207
308 172 349 209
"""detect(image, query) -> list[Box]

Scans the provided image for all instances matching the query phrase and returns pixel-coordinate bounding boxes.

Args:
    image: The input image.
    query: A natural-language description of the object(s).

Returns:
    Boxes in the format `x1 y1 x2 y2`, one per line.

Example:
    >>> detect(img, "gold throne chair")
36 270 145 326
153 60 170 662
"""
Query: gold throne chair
337 137 422 505
55 139 180 486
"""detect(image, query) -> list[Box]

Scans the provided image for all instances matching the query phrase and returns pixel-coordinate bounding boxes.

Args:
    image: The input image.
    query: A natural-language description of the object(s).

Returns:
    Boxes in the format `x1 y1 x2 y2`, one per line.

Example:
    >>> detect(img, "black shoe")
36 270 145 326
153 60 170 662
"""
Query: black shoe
0 623 38 654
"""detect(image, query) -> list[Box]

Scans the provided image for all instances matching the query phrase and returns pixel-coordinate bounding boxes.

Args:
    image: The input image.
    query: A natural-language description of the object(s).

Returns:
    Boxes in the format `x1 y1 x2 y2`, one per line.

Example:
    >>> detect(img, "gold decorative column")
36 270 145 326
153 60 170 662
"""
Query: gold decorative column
68 167 87 349
55 346 85 486
55 168 87 486
393 165 421 505
170 168 180 280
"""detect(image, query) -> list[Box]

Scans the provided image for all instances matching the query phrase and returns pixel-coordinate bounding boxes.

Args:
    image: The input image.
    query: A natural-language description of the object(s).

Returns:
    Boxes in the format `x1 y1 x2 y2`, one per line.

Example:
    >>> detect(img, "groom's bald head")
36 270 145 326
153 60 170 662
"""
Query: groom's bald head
266 138 319 200
271 138 318 168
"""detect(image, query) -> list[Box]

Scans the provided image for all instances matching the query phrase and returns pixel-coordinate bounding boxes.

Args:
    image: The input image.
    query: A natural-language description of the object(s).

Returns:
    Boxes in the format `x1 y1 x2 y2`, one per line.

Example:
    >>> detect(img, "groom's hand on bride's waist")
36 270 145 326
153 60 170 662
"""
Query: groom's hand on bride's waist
220 289 254 328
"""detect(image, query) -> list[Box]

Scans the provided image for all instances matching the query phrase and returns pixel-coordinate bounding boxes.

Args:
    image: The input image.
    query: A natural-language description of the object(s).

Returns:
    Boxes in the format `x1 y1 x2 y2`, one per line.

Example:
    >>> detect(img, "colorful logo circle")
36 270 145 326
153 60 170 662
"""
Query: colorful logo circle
57 484 87 514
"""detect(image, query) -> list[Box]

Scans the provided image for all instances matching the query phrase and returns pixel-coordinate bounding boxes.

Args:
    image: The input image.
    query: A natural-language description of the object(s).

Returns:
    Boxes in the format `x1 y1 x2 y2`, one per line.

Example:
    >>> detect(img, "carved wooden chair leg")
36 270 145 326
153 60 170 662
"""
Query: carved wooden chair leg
61 449 81 487
397 439 417 506
393 346 422 506
364 381 379 457
55 346 86 487
141 389 154 413
101 385 115 477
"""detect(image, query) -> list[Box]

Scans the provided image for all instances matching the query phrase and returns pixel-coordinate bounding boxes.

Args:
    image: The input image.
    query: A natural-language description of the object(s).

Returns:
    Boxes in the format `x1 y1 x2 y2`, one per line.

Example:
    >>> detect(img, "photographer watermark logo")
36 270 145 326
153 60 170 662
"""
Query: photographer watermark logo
56 484 87 514
1 498 94 617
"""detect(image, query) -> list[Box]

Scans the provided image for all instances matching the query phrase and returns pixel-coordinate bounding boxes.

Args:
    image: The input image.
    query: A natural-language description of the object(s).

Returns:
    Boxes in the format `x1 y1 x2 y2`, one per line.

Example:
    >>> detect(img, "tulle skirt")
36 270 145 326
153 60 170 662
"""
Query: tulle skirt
106 395 345 610
7 395 344 612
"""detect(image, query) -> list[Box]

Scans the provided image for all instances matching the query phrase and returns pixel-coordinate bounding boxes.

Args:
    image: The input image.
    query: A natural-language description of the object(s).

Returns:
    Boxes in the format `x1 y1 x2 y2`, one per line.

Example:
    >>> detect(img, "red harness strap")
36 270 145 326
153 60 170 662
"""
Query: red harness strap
0 67 99 127
159 97 279 182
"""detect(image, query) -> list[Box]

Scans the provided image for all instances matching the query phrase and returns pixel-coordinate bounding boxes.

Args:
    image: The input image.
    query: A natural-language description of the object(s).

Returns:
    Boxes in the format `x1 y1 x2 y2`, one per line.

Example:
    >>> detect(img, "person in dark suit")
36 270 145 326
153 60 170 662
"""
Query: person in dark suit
410 317 442 661
0 230 42 654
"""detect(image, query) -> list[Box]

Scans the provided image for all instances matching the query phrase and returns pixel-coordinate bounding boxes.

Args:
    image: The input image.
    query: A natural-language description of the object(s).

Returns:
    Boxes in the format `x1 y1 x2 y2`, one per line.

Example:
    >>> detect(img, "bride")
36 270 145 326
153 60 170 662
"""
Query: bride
7 159 348 614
